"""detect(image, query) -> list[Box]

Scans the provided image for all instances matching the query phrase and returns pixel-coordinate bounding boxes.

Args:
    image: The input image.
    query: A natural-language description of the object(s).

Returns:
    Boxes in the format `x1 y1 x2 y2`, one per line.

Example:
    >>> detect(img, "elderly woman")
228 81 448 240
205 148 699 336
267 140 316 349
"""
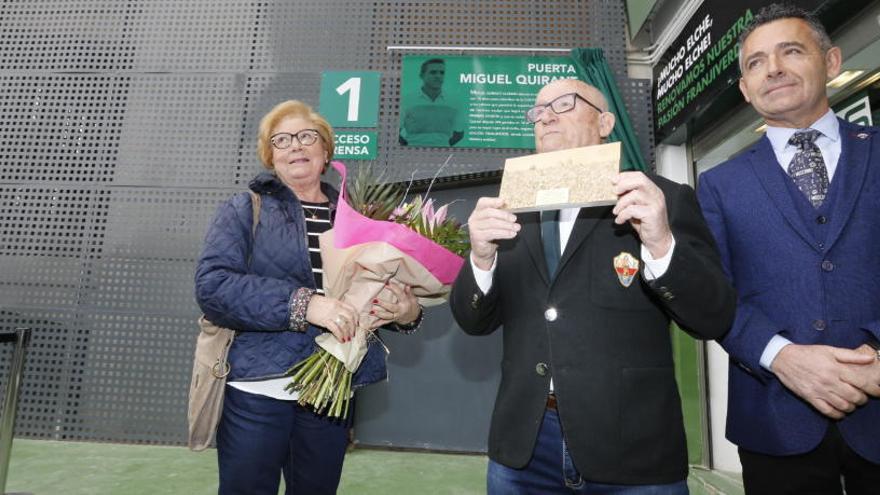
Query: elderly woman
195 100 422 495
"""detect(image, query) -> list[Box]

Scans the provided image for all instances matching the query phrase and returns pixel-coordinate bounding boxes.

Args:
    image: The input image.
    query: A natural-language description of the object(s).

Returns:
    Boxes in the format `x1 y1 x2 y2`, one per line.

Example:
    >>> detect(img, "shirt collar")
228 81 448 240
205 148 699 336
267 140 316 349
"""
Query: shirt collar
418 89 445 102
765 109 840 153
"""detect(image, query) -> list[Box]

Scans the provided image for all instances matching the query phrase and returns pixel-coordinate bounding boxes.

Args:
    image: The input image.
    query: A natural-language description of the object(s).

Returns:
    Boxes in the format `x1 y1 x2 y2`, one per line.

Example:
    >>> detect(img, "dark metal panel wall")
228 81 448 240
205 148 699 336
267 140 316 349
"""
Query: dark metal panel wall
0 0 653 450
115 75 246 187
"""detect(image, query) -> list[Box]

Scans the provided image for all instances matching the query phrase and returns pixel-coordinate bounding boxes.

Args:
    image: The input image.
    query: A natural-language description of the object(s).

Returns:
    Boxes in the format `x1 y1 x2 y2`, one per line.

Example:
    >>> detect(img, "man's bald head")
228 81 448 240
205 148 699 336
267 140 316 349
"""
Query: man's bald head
532 79 615 153
540 79 609 111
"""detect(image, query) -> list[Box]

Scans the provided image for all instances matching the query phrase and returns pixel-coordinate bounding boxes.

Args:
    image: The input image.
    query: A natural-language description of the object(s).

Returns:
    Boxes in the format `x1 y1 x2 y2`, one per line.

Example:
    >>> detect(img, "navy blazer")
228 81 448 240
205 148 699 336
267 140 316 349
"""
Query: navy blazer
698 118 880 463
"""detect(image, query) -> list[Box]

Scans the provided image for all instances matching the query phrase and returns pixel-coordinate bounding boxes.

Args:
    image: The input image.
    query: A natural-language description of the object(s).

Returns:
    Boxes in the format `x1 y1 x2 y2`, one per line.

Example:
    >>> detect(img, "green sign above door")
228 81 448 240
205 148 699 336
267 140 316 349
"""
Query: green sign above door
319 71 381 128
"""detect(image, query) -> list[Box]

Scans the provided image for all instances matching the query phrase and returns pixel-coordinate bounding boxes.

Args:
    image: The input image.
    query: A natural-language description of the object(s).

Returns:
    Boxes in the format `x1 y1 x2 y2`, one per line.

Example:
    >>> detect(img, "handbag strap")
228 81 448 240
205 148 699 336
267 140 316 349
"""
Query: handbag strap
246 191 261 267
247 191 261 237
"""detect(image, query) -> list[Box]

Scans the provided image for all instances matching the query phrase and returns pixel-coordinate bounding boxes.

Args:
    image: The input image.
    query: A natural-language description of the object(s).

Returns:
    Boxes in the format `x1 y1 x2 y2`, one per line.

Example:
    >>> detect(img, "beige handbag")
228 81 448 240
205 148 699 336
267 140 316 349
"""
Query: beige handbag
187 191 261 451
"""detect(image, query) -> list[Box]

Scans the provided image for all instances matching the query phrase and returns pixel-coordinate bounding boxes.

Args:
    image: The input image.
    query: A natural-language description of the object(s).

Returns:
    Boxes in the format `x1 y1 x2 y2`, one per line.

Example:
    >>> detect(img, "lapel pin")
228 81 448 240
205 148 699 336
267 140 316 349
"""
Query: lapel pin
613 252 639 288
857 132 869 140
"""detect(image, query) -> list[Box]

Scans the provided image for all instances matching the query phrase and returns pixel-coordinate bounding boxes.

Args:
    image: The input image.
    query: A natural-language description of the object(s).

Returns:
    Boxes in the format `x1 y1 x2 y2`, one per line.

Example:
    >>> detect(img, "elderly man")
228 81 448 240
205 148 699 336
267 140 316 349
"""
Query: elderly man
697 4 880 494
450 78 735 493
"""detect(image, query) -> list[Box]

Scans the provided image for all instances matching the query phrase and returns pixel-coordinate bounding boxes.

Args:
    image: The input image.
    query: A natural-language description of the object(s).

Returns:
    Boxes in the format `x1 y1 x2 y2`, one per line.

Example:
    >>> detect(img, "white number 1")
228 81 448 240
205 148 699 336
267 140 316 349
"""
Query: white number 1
336 77 361 122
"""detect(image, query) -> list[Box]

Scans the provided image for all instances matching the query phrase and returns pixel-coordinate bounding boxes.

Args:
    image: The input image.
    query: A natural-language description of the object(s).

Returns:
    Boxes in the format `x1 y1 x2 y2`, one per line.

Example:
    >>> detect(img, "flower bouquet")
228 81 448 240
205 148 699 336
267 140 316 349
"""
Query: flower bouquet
285 161 468 418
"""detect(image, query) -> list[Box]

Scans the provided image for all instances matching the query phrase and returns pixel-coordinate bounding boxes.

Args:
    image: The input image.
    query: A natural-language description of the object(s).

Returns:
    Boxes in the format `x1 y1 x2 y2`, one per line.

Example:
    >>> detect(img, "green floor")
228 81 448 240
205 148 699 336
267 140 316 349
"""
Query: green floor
3 439 742 494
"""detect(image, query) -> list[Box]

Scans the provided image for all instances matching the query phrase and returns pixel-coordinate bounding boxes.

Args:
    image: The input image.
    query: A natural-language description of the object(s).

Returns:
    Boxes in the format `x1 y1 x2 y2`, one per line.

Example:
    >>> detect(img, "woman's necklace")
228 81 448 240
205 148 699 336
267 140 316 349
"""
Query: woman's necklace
302 204 320 219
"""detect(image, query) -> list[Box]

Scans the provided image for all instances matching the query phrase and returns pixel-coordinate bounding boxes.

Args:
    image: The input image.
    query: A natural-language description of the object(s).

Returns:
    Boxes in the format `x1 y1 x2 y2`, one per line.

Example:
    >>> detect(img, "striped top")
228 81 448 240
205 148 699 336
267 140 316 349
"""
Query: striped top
302 200 332 294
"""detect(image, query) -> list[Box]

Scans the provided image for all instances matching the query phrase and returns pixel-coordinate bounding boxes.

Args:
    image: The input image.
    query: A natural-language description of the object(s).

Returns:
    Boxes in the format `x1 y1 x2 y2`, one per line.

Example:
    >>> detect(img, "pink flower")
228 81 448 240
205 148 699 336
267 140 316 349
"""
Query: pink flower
433 204 448 226
421 198 435 234
390 204 407 220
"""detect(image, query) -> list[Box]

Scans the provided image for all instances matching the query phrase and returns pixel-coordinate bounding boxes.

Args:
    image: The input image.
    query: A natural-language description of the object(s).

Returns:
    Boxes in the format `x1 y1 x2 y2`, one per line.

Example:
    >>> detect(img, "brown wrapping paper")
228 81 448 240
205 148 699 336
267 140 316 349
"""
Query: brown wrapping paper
315 230 451 372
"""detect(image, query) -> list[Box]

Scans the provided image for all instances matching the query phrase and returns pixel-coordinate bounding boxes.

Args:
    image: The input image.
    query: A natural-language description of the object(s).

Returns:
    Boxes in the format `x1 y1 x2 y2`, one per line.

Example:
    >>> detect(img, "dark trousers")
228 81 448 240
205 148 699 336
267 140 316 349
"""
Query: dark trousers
216 386 350 495
739 424 880 495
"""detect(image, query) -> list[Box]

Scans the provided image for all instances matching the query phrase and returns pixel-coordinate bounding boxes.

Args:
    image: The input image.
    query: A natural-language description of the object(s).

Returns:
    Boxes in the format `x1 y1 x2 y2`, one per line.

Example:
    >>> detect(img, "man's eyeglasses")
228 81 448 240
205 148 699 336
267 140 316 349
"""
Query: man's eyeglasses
270 129 321 150
525 92 604 124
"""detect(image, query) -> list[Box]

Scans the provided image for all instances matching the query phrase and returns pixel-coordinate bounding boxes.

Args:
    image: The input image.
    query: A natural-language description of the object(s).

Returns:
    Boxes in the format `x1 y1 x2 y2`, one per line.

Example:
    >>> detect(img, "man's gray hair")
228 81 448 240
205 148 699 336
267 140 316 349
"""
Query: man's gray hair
737 3 832 72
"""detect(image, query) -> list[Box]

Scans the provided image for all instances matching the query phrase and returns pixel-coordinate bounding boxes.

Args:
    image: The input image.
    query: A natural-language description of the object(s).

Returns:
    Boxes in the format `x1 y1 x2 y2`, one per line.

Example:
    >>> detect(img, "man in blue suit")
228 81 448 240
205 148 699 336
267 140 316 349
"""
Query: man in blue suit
698 4 880 494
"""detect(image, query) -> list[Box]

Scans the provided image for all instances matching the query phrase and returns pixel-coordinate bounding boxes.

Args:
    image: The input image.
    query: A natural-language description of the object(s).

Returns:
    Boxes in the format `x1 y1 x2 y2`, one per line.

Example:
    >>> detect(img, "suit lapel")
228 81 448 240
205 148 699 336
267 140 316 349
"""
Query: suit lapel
747 137 815 250
522 207 607 287
825 121 873 251
520 211 551 285
556 206 609 278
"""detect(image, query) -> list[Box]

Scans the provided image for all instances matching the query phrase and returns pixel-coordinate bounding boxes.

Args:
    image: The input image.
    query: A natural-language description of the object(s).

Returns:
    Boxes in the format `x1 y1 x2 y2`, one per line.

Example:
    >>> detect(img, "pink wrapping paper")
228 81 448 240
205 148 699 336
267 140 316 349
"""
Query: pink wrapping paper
330 161 464 285
313 162 466 371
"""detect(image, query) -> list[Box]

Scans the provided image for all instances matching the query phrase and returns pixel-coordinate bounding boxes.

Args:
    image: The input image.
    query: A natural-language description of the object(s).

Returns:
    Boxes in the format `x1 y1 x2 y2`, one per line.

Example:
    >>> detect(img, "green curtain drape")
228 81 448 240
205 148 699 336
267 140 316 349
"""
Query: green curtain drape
570 48 648 172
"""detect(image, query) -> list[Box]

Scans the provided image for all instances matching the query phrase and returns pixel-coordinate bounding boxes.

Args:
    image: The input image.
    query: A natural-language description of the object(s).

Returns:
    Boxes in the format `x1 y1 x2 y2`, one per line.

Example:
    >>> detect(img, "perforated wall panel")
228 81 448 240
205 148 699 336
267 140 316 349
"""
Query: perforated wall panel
0 1 134 72
0 0 654 449
0 75 126 184
127 2 256 72
115 75 246 187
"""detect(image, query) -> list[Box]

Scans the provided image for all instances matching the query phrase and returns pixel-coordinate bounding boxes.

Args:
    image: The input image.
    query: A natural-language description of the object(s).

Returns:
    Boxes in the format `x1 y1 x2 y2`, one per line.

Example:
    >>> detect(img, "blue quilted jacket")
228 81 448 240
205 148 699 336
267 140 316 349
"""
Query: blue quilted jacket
194 172 388 387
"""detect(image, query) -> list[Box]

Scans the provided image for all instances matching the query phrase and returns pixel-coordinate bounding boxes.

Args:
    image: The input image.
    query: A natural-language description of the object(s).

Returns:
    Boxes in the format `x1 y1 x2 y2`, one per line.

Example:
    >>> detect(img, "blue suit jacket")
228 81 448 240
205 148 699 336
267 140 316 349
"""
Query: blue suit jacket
698 118 880 463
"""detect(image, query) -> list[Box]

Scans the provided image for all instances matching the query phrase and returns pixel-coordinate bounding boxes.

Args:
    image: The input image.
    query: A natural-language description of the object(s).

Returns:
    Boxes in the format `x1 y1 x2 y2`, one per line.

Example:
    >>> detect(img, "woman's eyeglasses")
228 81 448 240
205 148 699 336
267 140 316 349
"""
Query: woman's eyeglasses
270 129 321 150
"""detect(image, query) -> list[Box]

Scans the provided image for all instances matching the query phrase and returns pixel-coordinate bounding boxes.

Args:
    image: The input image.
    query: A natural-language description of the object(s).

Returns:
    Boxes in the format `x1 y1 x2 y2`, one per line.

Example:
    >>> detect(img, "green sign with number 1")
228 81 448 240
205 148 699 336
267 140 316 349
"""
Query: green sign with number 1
319 71 381 128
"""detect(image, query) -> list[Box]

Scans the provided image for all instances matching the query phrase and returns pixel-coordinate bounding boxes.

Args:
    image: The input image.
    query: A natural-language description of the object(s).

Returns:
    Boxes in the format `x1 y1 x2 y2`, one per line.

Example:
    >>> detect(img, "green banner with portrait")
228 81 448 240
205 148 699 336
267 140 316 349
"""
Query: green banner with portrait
398 55 579 150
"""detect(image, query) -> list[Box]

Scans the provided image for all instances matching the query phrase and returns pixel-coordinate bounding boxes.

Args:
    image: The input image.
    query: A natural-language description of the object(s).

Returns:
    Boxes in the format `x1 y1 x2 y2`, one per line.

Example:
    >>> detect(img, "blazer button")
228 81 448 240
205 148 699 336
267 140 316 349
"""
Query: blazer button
821 260 834 272
535 362 549 376
544 308 558 322
471 293 479 309
812 319 827 331
816 215 828 224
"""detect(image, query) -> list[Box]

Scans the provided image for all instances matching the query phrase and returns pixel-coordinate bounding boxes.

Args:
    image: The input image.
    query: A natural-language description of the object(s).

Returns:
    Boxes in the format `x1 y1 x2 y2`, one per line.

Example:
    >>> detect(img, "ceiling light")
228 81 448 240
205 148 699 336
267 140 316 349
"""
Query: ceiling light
827 70 865 88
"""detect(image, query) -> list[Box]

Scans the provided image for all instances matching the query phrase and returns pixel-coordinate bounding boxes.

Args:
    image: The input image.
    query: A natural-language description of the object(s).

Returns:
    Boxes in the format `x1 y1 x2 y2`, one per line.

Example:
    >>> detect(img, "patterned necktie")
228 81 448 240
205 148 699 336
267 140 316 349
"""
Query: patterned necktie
541 209 560 277
787 130 829 208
